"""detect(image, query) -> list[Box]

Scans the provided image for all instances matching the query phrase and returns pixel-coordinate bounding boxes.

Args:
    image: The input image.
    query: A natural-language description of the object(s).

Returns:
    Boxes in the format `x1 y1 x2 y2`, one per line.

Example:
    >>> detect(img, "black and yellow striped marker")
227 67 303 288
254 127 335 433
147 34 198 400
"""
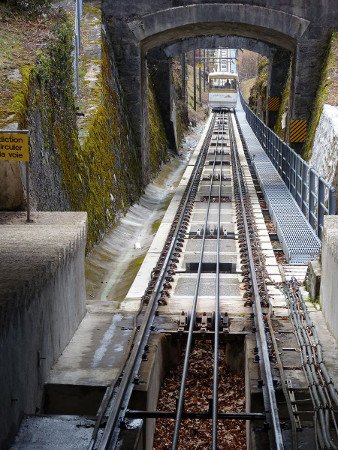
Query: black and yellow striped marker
268 96 280 112
290 119 307 143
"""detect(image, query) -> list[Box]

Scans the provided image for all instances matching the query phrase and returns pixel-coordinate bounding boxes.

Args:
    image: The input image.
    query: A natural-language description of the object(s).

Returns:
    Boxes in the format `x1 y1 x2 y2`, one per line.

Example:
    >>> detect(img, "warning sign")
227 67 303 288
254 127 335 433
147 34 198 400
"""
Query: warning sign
0 131 29 161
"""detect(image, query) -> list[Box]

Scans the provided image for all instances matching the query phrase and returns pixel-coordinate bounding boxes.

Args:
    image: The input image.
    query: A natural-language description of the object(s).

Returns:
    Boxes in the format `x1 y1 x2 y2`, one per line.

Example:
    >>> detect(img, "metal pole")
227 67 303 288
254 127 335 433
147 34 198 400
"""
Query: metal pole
193 50 197 111
26 162 31 223
203 49 206 92
199 66 202 107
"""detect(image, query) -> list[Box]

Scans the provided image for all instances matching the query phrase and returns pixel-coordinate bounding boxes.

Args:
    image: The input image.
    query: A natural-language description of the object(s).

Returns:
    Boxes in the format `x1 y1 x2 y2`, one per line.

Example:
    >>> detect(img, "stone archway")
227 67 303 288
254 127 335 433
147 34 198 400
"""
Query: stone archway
102 1 331 181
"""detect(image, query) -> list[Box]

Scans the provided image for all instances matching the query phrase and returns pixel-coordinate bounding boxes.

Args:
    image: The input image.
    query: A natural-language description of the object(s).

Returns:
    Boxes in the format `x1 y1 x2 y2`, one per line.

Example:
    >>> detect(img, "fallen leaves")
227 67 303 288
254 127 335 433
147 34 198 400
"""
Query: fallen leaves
153 340 246 450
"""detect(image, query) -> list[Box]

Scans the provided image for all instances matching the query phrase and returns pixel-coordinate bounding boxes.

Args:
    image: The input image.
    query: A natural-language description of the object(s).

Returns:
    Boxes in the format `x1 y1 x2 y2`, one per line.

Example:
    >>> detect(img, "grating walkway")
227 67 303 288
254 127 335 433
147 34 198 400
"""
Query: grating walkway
236 102 320 264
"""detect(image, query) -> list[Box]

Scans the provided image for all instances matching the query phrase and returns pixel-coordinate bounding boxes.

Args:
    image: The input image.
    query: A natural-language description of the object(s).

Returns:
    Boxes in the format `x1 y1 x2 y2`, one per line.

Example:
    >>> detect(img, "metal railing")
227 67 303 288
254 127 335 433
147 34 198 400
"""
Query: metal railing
73 0 82 94
240 94 336 239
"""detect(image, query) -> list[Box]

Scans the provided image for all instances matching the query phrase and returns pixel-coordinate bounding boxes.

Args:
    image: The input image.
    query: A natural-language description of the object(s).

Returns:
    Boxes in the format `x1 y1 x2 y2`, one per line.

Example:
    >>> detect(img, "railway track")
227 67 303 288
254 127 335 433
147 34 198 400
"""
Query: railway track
88 112 336 450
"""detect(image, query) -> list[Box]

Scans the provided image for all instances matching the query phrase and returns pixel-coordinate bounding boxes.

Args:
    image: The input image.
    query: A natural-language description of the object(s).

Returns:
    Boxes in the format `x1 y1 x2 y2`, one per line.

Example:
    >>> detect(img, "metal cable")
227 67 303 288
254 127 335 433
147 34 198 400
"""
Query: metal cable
172 113 220 450
212 111 226 449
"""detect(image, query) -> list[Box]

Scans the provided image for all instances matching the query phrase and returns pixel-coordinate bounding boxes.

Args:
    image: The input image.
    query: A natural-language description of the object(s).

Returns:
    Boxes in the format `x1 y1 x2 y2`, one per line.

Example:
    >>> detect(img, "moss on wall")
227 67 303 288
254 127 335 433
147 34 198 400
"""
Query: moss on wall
274 65 291 139
78 37 142 246
16 14 77 212
148 77 168 176
14 12 142 249
8 5 174 249
172 58 189 146
249 56 269 120
303 32 338 160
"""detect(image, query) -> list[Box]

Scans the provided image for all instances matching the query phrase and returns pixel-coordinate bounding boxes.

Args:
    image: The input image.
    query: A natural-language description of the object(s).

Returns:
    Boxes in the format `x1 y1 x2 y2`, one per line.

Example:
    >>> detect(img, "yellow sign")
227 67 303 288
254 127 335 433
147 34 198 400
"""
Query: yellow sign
290 119 307 143
0 131 29 161
268 96 281 112
196 63 203 69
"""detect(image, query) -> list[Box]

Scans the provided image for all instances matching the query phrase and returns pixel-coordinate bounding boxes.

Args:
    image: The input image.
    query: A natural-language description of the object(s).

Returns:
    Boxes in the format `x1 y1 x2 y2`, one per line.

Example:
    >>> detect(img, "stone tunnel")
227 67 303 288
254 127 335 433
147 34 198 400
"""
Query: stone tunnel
102 0 336 182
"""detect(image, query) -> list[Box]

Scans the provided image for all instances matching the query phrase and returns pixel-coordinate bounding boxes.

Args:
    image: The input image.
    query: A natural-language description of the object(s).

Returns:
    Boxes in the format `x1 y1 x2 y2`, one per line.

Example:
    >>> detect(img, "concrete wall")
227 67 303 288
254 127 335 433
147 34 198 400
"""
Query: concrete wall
0 212 87 448
0 161 24 210
320 216 338 343
309 104 338 195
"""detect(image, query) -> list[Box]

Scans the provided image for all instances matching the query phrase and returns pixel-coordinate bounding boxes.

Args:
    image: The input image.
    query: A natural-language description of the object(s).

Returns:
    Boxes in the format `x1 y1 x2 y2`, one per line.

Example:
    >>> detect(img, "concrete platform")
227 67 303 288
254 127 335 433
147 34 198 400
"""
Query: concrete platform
48 311 135 387
0 212 87 448
11 415 94 450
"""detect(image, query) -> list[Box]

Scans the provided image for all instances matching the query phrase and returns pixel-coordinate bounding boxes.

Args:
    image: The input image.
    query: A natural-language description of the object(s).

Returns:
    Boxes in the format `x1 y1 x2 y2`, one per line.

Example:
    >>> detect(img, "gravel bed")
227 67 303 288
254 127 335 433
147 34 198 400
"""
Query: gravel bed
153 340 246 449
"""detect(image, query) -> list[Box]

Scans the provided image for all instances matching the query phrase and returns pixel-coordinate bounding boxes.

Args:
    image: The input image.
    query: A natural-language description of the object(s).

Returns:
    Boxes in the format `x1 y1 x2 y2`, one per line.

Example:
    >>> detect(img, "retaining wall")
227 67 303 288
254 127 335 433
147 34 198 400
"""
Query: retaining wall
0 212 87 448
320 216 338 343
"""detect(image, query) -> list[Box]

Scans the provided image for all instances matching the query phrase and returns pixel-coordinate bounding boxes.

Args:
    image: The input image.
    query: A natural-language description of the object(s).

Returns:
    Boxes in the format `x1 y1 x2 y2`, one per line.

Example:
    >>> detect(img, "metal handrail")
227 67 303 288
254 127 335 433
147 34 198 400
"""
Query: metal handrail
239 93 336 239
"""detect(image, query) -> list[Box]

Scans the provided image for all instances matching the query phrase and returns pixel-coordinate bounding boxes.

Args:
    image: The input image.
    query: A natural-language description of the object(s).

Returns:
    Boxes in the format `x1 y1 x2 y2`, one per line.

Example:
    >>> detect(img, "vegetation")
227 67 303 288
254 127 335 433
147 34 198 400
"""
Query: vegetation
274 65 291 139
4 0 51 14
148 76 169 176
172 58 189 145
0 5 56 128
248 56 269 120
303 32 338 160
12 12 143 248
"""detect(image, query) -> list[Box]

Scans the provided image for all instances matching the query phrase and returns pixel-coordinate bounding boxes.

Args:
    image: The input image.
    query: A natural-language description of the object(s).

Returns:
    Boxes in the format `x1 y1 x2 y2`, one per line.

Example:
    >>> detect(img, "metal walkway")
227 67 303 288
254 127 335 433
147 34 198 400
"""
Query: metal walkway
236 102 321 264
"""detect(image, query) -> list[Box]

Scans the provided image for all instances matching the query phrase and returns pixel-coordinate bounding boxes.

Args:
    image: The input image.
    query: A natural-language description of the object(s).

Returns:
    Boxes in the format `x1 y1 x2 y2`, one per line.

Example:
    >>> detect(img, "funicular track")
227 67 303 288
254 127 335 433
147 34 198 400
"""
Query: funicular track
89 113 292 450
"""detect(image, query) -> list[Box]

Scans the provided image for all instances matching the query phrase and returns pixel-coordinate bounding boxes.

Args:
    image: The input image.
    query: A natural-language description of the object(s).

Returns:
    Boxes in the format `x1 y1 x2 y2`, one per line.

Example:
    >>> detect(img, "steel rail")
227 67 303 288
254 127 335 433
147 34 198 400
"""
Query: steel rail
230 114 284 450
126 410 265 420
171 113 221 450
212 111 226 450
90 115 216 450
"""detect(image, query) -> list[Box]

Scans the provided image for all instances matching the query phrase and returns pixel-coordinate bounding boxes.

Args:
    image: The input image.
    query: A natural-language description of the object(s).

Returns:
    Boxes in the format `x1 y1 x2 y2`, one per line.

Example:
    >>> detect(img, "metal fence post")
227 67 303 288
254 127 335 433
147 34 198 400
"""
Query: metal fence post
329 187 337 215
317 178 325 239
309 169 316 230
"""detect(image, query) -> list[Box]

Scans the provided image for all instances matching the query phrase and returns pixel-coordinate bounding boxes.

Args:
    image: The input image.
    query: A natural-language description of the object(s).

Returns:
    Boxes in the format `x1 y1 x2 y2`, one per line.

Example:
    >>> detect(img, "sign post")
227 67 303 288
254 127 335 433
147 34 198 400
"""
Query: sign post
0 130 31 222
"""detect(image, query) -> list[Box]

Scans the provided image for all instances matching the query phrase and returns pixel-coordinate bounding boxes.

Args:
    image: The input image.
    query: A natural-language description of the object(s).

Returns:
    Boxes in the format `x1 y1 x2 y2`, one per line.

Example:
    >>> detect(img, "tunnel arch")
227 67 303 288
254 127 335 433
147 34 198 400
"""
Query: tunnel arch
128 4 310 52
162 36 275 58
102 0 331 182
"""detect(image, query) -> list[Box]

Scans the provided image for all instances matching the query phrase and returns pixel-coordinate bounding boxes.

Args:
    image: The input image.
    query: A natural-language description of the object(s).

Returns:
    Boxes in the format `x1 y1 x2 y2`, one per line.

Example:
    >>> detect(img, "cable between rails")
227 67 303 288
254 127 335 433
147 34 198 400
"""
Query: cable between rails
172 112 223 449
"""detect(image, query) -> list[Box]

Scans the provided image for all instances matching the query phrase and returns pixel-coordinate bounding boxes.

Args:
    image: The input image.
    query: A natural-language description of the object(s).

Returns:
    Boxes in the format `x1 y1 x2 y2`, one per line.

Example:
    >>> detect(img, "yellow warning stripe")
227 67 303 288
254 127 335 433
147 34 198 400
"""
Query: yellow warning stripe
290 119 307 143
268 96 280 111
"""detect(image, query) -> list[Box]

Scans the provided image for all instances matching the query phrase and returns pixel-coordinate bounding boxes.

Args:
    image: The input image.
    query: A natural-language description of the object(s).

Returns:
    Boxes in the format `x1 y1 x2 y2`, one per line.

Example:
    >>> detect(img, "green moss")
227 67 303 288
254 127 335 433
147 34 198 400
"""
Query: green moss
249 56 269 118
75 37 142 248
14 12 142 250
129 254 146 272
171 58 189 145
152 216 163 234
10 65 33 126
303 32 338 160
148 76 168 176
274 65 291 138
